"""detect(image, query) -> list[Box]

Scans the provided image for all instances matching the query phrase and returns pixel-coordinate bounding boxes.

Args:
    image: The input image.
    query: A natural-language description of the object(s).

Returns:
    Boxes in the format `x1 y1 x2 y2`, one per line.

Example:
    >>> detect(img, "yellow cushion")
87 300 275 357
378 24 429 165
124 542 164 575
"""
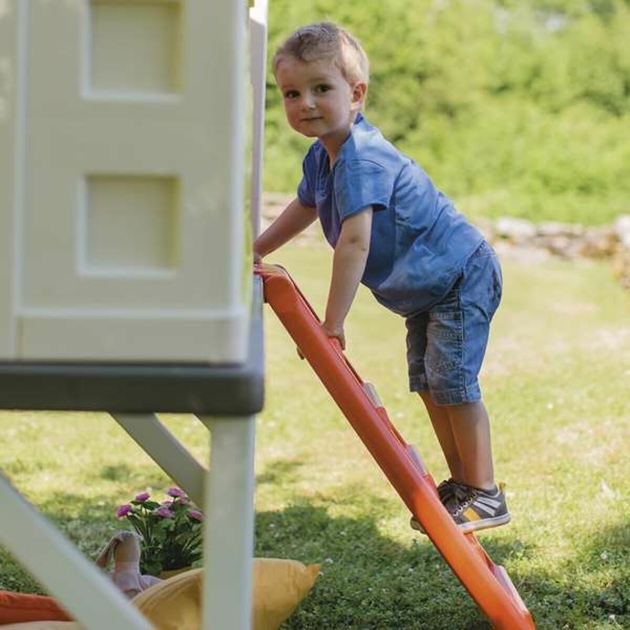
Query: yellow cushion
132 558 320 630
252 559 321 630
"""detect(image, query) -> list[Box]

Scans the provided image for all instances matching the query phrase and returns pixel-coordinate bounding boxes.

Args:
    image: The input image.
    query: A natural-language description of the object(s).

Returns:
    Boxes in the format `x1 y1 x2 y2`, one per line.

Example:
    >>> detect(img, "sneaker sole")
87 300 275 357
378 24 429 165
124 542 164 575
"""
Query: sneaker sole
457 513 511 534
410 513 511 535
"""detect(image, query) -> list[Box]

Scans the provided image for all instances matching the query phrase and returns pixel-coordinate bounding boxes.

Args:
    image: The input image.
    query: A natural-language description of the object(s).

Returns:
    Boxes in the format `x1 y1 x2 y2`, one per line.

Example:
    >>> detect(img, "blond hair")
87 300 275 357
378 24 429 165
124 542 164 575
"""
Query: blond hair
273 22 370 85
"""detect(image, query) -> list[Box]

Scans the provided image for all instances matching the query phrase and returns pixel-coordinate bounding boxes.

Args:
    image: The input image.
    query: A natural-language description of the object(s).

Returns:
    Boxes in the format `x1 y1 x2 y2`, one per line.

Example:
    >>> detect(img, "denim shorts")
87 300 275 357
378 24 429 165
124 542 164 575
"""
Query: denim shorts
405 241 503 405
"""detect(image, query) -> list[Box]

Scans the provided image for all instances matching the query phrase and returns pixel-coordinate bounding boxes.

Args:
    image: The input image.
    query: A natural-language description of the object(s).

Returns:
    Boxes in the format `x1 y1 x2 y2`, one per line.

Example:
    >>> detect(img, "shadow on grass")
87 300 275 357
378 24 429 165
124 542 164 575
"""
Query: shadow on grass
1 490 627 630
256 458 305 486
578 520 630 619
95 463 166 487
255 503 630 630
521 519 630 629
0 489 147 594
255 502 500 630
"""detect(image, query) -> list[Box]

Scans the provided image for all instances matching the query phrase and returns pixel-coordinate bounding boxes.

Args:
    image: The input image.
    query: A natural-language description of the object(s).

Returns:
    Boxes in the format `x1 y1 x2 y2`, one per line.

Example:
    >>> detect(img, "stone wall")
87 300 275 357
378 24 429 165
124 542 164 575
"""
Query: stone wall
261 193 630 289
481 215 630 288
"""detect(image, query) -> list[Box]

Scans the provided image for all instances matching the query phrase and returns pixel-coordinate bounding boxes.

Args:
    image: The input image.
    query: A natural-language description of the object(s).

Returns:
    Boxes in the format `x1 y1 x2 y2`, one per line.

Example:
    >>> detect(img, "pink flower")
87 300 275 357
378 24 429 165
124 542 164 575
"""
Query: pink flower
160 500 173 508
134 492 150 502
156 507 173 518
166 487 186 498
188 509 204 522
117 504 132 518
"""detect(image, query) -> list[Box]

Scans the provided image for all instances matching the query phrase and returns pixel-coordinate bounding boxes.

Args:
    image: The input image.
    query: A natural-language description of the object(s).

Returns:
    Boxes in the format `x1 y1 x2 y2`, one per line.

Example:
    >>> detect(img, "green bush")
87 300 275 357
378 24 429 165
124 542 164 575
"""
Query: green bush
262 0 630 225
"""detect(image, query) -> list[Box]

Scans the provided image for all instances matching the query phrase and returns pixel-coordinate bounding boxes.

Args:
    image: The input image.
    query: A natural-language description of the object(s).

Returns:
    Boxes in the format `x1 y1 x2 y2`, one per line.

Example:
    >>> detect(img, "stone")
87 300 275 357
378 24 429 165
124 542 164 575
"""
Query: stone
494 217 537 243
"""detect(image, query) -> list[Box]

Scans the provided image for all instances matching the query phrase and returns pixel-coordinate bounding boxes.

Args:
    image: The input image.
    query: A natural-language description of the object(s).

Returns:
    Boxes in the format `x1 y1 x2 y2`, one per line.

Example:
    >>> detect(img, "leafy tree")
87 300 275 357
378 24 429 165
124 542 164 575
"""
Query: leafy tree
262 0 630 225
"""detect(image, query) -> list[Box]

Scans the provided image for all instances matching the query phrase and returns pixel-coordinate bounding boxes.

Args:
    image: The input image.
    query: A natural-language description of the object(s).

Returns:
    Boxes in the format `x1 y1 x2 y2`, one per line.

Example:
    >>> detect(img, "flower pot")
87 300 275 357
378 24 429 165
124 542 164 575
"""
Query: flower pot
116 488 204 583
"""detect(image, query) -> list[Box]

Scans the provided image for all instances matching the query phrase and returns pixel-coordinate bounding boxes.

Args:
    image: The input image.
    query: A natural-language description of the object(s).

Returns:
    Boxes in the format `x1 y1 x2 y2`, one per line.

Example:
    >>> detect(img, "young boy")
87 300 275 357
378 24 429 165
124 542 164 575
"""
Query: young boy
254 22 510 533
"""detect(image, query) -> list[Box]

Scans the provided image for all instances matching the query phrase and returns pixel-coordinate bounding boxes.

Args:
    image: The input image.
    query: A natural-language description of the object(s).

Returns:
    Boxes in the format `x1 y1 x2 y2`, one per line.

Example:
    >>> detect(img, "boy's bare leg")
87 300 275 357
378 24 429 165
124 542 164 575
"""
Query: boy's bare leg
418 392 464 482
412 396 508 533
418 394 496 489
446 401 495 491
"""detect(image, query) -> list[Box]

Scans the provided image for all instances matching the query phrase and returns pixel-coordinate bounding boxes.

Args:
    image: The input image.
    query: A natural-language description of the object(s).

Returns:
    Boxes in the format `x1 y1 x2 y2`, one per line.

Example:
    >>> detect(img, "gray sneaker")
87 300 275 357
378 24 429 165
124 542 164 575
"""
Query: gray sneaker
410 481 510 534
450 482 511 533
409 478 461 533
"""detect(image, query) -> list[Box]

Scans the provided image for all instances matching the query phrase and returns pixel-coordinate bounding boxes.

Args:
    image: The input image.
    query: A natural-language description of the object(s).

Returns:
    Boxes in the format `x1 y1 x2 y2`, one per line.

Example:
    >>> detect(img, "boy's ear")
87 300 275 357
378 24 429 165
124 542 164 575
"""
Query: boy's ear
351 81 368 109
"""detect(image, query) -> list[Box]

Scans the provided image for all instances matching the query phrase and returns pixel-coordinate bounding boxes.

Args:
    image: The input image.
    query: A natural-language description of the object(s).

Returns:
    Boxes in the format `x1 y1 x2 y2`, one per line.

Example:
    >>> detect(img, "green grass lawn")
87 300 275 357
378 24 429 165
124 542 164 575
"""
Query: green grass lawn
1 243 629 629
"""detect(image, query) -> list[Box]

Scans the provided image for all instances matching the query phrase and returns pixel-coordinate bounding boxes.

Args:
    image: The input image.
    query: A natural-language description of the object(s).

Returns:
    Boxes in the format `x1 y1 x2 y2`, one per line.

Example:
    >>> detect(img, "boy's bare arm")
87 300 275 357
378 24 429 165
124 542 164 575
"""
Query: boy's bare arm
253 197 317 261
323 207 373 348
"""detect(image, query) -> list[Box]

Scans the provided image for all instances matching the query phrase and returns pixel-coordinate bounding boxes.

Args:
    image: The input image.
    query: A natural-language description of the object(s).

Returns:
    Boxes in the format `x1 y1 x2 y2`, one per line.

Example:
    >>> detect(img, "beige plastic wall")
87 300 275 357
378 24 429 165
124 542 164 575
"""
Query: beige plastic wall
0 0 259 363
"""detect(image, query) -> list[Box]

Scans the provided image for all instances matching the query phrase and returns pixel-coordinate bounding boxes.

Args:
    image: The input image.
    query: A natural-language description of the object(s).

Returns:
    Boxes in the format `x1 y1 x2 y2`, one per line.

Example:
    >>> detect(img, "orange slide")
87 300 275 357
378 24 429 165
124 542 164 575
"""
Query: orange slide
256 263 536 630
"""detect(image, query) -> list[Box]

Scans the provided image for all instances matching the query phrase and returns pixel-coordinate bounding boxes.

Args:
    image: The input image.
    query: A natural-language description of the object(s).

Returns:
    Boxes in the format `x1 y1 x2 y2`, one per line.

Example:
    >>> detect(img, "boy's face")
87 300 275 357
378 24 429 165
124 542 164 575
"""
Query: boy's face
275 57 366 153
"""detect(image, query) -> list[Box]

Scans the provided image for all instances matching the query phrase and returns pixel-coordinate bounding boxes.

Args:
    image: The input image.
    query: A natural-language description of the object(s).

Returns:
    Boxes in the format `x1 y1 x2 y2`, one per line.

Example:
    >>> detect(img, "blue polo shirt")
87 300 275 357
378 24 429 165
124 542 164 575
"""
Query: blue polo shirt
297 114 483 316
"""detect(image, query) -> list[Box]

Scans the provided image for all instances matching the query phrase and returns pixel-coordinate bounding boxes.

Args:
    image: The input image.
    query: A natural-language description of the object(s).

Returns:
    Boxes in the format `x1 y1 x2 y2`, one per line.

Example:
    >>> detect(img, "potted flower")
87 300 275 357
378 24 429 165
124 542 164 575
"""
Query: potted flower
116 487 204 577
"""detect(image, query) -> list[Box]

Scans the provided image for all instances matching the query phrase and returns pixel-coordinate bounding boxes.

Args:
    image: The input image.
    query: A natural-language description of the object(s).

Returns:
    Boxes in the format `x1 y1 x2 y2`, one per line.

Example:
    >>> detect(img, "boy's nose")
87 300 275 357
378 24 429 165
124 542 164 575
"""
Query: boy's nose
301 95 316 110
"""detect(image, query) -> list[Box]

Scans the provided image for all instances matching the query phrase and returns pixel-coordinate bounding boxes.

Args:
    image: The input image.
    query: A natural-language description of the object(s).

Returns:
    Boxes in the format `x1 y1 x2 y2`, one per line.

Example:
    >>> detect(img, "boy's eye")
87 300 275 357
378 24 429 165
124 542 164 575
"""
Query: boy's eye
284 90 300 99
314 84 332 94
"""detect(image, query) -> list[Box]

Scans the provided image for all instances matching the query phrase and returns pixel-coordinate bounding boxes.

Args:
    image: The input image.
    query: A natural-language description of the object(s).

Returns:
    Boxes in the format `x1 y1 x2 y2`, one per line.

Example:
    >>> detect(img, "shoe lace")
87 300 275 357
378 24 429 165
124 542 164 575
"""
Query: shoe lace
437 478 455 501
451 485 478 517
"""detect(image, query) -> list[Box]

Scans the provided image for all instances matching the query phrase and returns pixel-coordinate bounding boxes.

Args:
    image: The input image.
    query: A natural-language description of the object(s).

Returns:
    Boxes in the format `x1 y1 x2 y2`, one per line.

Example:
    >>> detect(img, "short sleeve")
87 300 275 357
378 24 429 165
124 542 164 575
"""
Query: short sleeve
333 158 395 220
297 176 314 208
297 147 317 208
